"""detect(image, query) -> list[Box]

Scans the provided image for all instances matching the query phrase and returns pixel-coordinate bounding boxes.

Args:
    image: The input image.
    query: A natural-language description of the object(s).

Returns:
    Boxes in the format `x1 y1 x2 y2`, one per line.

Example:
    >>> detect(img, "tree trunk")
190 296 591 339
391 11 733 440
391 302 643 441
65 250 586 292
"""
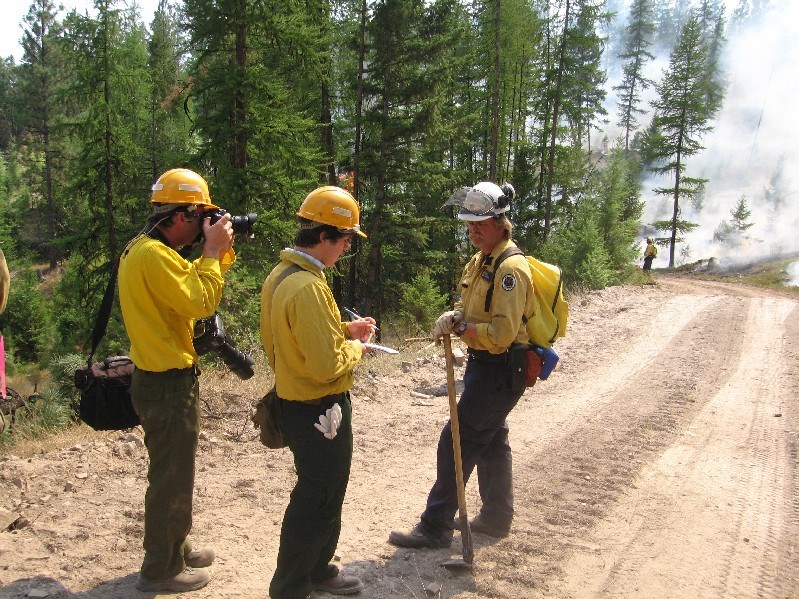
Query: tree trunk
545 0 570 240
348 0 368 309
103 10 116 263
489 0 501 181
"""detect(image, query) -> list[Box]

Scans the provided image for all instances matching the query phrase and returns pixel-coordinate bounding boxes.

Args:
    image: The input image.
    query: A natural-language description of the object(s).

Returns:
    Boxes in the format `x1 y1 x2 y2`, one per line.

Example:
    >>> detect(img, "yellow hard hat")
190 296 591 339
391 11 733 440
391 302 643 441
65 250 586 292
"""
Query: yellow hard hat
297 186 367 238
150 169 219 211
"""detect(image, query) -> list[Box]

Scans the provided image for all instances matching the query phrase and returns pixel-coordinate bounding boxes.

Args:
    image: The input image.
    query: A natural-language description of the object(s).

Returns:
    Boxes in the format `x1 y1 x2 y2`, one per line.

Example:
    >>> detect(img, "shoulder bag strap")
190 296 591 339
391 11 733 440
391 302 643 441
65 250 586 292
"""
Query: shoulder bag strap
484 247 524 312
88 260 118 366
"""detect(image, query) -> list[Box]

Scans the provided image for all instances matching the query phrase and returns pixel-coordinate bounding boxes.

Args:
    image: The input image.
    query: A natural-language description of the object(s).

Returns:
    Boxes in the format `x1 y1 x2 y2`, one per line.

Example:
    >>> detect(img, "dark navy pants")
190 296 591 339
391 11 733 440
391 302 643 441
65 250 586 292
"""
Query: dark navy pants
420 353 525 535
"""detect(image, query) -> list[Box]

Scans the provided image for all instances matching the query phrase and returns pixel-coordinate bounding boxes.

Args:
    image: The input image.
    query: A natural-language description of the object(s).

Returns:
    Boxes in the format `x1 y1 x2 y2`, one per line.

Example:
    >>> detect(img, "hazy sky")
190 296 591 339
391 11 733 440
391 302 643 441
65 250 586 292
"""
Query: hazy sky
1 0 161 62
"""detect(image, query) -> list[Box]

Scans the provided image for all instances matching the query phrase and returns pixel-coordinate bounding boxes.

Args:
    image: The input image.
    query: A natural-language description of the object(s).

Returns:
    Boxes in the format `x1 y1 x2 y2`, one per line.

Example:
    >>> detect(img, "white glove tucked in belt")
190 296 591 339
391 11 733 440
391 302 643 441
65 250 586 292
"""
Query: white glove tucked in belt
314 403 343 439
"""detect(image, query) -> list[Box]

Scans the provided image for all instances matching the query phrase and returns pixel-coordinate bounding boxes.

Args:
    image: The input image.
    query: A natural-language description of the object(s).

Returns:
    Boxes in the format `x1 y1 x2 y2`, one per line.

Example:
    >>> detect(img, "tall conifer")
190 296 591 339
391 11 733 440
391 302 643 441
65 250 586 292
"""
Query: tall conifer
645 12 723 266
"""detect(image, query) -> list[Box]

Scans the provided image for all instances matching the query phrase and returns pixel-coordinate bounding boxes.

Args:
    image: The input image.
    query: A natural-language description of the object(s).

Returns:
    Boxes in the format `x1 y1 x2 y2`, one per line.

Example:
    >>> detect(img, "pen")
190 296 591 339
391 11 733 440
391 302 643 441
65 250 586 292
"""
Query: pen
343 307 379 331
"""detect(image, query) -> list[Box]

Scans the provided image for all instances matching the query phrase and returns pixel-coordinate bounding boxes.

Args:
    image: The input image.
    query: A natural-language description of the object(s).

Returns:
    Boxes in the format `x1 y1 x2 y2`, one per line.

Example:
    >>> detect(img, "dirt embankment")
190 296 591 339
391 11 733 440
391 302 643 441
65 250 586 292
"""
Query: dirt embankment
1 274 798 599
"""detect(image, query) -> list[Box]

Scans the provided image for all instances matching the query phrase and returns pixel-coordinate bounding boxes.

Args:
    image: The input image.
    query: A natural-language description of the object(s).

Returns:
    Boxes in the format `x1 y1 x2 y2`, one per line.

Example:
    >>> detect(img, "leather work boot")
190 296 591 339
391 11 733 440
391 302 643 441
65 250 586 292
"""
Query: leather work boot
136 567 210 592
388 524 453 549
312 572 364 595
184 546 216 568
454 515 510 538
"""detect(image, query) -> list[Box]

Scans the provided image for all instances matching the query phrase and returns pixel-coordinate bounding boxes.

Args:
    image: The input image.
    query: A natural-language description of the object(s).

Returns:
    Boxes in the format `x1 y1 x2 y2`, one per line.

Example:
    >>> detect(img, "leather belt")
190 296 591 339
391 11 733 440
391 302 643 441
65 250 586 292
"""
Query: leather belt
294 392 346 406
467 348 509 363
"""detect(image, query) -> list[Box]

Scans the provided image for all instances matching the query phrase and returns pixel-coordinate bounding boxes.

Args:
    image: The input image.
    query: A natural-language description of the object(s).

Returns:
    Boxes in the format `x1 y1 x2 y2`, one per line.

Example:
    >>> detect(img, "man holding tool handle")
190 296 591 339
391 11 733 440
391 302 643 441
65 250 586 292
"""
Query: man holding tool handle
388 181 535 554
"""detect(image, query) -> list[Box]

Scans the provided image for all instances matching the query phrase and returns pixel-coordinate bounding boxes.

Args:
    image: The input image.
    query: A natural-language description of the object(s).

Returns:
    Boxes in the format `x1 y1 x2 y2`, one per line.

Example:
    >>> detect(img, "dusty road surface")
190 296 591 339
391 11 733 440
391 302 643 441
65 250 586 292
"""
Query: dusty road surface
1 274 798 599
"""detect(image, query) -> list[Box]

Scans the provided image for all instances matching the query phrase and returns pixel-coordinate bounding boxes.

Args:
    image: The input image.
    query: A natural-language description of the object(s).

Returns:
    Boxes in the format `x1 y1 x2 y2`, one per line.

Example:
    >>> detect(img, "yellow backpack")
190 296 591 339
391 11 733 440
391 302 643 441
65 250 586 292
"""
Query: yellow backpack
485 248 569 348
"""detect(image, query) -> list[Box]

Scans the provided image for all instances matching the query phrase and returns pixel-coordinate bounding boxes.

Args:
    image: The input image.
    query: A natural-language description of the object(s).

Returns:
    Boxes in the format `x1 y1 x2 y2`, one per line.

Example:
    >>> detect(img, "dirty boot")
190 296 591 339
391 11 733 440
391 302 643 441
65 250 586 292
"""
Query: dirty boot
313 572 363 595
184 546 215 568
388 524 452 549
136 567 211 592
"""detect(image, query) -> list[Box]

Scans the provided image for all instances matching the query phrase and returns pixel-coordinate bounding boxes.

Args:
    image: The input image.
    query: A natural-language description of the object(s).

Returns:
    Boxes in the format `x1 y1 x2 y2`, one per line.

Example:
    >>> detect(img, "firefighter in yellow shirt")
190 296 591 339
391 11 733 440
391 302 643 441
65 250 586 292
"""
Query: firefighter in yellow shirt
260 186 375 598
643 237 657 272
389 181 536 548
119 169 235 593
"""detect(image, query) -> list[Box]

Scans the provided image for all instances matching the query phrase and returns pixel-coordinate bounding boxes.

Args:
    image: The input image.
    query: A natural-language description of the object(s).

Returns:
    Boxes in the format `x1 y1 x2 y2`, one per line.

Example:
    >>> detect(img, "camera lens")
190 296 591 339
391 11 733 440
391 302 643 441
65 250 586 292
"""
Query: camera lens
230 213 257 236
216 336 256 380
205 210 257 236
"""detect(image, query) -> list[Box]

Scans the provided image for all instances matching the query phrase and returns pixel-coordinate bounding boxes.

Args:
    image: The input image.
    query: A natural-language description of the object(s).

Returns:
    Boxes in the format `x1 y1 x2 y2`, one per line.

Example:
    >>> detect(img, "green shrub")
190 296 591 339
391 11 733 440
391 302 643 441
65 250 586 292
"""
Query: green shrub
49 353 86 412
2 268 52 365
397 273 448 336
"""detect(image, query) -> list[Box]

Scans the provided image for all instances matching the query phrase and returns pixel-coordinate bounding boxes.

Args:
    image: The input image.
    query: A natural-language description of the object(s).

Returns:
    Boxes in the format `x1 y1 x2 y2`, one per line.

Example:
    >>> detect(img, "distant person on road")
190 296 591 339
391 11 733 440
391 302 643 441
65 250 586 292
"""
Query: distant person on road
388 181 536 549
260 185 376 599
119 168 235 594
643 237 657 272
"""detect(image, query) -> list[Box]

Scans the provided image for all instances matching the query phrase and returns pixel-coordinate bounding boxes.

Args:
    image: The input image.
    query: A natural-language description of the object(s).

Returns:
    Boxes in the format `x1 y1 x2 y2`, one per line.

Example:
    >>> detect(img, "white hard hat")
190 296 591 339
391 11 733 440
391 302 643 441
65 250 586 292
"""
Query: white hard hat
442 182 516 221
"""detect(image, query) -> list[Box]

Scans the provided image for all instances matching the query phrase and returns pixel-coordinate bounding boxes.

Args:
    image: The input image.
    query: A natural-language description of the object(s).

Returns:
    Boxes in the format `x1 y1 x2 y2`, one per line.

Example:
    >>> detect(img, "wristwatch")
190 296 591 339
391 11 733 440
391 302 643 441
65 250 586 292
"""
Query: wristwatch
454 321 468 336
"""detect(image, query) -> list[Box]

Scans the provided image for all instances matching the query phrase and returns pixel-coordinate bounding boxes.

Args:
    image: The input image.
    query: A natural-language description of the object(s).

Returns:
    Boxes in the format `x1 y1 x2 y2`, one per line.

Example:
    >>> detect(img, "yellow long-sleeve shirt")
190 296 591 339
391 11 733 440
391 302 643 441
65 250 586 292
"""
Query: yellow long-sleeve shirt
457 239 536 354
260 249 363 401
118 232 235 372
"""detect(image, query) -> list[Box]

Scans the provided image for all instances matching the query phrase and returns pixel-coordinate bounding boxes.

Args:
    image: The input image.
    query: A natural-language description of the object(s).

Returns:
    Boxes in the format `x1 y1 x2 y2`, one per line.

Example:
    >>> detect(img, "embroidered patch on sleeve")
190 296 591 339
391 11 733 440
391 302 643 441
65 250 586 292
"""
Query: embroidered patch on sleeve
501 273 516 291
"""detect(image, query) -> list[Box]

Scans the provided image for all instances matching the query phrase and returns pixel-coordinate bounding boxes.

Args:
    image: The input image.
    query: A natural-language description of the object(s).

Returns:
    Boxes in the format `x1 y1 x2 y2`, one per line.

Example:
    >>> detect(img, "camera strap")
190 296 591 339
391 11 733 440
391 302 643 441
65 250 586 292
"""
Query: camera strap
87 259 119 367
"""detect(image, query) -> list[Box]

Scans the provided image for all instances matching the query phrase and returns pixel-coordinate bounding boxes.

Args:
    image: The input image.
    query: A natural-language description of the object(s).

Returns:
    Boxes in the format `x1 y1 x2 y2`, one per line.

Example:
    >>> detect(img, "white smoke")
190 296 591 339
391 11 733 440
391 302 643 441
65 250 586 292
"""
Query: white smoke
788 261 799 287
601 0 799 266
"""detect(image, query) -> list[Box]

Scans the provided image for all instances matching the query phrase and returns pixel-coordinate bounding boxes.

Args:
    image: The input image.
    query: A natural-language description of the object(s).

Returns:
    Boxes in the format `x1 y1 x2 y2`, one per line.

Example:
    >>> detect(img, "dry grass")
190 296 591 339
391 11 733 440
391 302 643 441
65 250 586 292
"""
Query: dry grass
1 423 110 458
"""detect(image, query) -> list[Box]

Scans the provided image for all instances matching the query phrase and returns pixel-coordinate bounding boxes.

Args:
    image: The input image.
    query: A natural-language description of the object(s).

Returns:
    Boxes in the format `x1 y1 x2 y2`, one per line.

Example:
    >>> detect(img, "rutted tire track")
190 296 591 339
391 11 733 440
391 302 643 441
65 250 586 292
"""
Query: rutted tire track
530 291 799 598
454 288 751 598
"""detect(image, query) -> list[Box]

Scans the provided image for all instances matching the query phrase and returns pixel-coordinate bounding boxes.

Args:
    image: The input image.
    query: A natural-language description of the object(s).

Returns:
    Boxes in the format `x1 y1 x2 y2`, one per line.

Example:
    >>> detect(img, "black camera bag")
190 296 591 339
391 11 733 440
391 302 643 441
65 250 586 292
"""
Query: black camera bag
75 356 138 430
74 260 140 431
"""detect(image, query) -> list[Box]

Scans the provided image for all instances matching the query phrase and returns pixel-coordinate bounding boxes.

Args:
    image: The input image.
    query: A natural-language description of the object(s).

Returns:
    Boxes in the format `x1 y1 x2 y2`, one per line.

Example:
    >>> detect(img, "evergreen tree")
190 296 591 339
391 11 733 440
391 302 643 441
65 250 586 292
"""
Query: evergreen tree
146 0 190 181
532 0 607 242
55 0 152 354
591 147 643 275
614 0 655 150
763 156 786 225
0 58 20 153
645 12 722 267
729 0 750 32
561 0 609 149
359 0 469 321
713 195 754 248
698 0 726 107
183 0 324 218
17 0 65 269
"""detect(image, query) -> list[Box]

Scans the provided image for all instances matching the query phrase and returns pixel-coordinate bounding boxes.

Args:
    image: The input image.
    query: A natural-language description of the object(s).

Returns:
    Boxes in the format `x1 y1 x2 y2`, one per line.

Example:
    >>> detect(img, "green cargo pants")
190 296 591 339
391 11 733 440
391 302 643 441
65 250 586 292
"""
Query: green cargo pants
269 393 353 599
131 366 200 581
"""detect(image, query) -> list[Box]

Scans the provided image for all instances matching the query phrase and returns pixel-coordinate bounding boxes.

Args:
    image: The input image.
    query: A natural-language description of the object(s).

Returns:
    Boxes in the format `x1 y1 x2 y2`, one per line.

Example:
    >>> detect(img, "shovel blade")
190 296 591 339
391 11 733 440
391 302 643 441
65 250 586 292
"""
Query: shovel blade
441 557 474 571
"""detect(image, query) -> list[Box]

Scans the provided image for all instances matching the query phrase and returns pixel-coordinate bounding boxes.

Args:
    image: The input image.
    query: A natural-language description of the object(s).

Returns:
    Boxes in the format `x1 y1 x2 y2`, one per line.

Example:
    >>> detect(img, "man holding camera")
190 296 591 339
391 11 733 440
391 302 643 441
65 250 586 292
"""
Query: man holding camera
119 168 235 593
260 185 375 599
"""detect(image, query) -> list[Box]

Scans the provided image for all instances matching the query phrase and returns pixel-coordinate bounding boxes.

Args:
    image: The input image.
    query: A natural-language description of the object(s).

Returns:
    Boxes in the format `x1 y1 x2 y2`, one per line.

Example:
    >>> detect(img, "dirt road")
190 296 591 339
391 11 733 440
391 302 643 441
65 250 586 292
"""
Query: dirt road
1 275 797 598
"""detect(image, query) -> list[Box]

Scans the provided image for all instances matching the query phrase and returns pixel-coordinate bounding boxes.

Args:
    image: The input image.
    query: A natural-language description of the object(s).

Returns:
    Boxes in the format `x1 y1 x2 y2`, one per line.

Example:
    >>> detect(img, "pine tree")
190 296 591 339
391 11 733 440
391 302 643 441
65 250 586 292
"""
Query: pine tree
51 0 152 351
183 0 324 216
614 0 655 150
359 0 471 321
16 0 65 269
146 0 190 181
561 0 609 149
645 12 723 267
713 195 754 248
0 58 20 153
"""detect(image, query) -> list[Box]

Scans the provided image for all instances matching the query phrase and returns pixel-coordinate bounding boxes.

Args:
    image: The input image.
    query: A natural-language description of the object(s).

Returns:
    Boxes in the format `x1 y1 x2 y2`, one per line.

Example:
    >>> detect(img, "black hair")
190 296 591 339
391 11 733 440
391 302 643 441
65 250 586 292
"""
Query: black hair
147 204 194 227
295 217 349 248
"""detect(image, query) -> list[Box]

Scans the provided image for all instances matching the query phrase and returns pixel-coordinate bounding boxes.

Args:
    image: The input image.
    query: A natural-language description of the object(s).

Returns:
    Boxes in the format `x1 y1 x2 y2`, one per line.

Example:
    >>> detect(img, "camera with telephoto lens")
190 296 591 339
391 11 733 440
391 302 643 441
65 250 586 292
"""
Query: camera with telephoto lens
193 313 255 380
206 209 258 237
